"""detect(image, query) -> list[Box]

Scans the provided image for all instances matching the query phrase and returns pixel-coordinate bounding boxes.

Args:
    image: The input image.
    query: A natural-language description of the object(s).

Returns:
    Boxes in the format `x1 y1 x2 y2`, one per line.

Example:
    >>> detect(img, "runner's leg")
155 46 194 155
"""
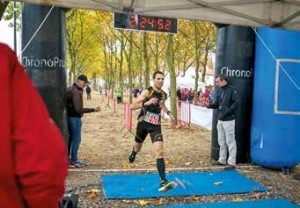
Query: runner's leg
154 141 165 181
150 129 173 191
128 121 147 163
153 139 176 191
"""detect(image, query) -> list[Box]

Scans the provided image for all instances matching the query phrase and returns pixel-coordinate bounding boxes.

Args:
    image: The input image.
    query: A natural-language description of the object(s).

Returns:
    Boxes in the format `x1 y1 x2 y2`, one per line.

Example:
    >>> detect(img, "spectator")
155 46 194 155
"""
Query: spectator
86 84 91 100
116 88 123 104
204 74 239 169
98 85 102 94
197 88 203 98
188 88 194 104
0 43 67 208
67 75 101 167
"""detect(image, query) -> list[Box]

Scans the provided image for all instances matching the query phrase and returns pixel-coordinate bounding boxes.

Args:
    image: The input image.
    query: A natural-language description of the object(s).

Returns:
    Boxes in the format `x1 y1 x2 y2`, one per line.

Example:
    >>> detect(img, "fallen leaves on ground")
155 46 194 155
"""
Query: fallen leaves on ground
233 197 244 202
122 200 131 204
165 160 172 167
185 162 192 166
138 200 149 206
86 189 100 199
189 195 200 201
250 192 262 199
153 198 164 205
121 163 131 169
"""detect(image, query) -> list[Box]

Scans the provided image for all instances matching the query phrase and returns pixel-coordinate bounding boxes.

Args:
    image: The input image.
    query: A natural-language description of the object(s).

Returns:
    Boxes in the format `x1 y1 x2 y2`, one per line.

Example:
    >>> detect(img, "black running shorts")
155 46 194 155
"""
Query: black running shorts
135 121 163 143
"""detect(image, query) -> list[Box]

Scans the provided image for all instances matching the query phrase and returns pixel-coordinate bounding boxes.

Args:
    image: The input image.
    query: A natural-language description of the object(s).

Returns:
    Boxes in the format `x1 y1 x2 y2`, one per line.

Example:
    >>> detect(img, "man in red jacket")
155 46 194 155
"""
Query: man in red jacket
0 43 68 208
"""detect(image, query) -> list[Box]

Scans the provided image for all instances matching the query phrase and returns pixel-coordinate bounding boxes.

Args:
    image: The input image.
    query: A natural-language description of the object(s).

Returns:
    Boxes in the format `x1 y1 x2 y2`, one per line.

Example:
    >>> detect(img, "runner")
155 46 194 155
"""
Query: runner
128 71 177 192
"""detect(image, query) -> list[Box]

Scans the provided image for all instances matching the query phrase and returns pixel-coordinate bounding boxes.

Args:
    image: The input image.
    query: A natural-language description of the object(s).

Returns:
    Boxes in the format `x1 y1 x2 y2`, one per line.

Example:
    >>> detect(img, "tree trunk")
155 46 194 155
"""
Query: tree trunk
92 72 97 89
68 69 73 85
128 32 133 103
143 33 150 88
124 32 134 103
155 34 159 71
138 53 143 89
194 23 201 94
109 48 113 89
102 43 109 90
167 34 177 123
194 56 200 93
119 33 125 87
201 47 209 82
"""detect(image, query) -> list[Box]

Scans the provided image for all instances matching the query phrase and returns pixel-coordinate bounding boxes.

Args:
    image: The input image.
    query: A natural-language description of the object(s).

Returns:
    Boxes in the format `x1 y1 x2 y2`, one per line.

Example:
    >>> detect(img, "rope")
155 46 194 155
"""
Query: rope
252 27 300 91
20 6 54 57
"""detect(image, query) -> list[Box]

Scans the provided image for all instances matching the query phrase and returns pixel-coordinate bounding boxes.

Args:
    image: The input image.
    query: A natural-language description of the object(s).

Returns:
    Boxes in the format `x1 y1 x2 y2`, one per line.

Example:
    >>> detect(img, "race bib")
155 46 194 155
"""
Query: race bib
144 111 160 125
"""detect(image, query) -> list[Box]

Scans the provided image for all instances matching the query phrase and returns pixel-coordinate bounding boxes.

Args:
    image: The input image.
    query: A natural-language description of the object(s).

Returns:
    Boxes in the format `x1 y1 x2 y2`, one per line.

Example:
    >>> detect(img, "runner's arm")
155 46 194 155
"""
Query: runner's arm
130 89 149 110
161 103 176 122
161 103 169 115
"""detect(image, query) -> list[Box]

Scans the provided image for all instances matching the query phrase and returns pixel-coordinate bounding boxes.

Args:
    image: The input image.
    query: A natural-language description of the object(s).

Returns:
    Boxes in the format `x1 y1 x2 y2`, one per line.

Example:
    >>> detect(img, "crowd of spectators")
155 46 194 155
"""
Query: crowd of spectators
97 85 215 107
176 87 215 106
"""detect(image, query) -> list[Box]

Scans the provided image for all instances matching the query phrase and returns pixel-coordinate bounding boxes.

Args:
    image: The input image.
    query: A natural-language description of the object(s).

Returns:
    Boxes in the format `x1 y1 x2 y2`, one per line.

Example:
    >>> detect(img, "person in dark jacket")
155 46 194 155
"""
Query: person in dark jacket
86 84 92 100
204 74 239 169
67 75 100 167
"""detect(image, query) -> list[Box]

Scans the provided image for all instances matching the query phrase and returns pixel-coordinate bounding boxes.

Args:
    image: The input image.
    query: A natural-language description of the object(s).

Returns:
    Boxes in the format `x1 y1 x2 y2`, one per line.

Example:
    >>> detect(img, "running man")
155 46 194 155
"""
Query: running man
128 71 176 192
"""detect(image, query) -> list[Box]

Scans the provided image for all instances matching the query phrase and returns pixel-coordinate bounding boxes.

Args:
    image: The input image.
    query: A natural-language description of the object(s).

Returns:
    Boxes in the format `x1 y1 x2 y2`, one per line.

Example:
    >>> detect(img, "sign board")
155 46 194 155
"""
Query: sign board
114 13 178 34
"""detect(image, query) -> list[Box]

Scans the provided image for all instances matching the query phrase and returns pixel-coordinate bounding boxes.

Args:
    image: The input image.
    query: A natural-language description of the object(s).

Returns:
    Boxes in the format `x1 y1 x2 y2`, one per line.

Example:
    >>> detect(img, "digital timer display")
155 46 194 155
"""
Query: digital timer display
114 13 178 34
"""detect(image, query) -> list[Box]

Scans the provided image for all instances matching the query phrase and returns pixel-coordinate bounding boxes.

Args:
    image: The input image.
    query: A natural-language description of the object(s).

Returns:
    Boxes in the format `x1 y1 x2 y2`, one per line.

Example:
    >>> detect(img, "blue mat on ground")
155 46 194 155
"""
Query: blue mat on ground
101 170 267 199
150 199 300 208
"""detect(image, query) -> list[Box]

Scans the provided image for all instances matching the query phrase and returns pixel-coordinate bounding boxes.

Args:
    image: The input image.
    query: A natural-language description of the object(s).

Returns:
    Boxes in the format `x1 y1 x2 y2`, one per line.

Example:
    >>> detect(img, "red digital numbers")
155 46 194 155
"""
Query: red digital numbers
140 16 147 29
129 15 136 28
157 18 164 30
164 20 171 30
144 17 173 31
147 18 155 28
116 13 176 33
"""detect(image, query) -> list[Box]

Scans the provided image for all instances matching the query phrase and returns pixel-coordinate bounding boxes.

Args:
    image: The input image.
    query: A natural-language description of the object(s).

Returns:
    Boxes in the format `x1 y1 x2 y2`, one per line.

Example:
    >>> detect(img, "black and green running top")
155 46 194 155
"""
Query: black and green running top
138 86 168 119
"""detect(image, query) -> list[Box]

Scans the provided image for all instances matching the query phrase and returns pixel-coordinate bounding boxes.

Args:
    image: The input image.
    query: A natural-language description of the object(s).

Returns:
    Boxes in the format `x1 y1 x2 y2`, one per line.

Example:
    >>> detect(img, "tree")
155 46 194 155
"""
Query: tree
200 23 216 82
66 9 101 84
148 33 167 73
176 20 196 77
192 21 202 93
143 32 150 88
117 30 125 87
176 20 216 92
65 9 217 104
66 10 88 83
0 2 9 21
124 31 134 103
